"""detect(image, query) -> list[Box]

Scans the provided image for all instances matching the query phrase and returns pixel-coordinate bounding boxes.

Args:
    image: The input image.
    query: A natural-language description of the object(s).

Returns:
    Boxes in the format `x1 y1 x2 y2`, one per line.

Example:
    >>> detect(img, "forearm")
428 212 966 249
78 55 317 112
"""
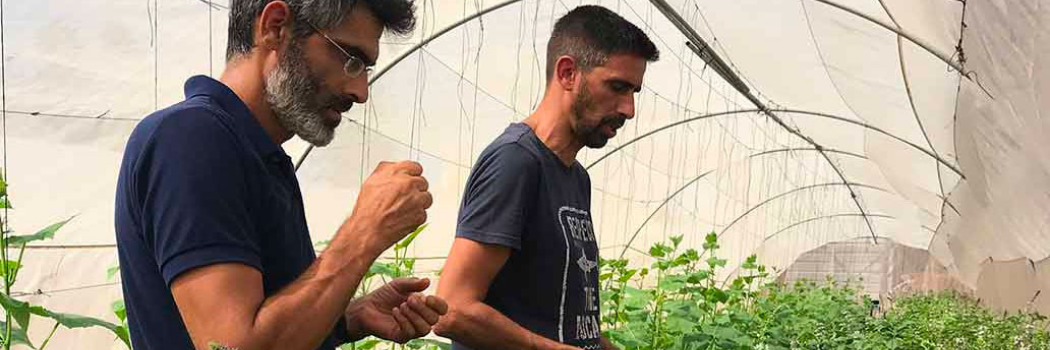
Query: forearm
218 227 380 350
436 300 575 350
254 247 375 348
599 336 619 350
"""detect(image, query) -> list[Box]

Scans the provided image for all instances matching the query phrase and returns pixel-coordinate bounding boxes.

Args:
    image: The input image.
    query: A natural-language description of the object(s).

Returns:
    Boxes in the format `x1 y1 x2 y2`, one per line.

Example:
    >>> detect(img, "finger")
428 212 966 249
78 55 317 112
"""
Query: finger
375 161 393 173
398 301 432 336
405 203 429 226
406 294 442 325
414 191 433 210
392 307 415 342
425 295 450 315
395 161 423 176
415 211 429 227
409 176 429 192
390 278 430 294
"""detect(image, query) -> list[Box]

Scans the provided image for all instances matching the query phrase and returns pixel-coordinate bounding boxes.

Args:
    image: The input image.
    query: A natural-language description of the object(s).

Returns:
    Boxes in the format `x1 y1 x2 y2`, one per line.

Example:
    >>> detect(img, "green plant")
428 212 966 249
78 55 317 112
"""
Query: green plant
746 279 872 349
359 224 428 298
208 342 237 350
107 265 130 348
0 172 130 349
601 233 771 349
857 292 1050 350
336 224 449 350
601 232 1050 350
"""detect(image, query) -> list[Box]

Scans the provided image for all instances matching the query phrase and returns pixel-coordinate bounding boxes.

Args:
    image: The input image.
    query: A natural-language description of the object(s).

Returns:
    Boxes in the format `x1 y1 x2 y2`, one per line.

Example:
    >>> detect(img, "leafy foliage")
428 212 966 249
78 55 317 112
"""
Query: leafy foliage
859 292 1050 350
0 172 130 349
600 233 1050 350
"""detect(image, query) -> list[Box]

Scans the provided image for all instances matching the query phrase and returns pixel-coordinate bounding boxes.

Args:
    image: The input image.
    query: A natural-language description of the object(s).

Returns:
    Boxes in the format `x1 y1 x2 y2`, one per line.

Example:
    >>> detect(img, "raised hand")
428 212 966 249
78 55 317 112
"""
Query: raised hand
342 161 433 252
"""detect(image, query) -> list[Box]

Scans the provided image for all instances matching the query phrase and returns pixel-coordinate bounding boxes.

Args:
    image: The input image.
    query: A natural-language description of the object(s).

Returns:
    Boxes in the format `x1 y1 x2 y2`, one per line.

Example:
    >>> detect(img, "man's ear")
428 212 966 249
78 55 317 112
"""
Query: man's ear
255 1 293 51
554 55 579 92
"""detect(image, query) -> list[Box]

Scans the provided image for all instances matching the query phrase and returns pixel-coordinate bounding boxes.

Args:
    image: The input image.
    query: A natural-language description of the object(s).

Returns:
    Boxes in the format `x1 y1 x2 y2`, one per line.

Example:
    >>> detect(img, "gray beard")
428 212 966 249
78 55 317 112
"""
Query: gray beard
265 42 336 147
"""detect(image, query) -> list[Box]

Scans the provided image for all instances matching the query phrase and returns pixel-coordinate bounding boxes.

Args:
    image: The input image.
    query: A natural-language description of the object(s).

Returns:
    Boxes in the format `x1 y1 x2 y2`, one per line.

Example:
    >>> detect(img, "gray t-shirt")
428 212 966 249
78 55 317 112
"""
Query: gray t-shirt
455 123 602 350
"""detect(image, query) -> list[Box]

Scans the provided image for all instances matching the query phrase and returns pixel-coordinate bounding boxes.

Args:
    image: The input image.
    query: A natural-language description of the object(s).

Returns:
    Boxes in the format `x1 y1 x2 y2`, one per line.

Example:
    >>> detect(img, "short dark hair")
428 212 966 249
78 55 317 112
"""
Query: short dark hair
226 0 416 60
546 5 659 81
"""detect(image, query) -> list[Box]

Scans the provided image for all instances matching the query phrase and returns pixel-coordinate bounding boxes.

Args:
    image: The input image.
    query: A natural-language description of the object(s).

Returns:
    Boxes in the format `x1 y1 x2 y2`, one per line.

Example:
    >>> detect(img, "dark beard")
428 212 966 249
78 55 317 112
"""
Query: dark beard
571 83 625 149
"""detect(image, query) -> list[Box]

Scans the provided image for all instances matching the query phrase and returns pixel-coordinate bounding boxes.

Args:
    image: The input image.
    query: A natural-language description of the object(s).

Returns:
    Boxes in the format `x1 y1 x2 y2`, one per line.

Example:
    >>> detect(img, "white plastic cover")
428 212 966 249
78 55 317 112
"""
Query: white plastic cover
1 0 1046 347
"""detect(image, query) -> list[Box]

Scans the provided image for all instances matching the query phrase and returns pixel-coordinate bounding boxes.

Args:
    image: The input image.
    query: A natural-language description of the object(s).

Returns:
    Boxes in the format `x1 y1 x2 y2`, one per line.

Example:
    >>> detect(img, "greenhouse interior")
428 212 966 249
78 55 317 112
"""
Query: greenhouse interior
1 0 1048 348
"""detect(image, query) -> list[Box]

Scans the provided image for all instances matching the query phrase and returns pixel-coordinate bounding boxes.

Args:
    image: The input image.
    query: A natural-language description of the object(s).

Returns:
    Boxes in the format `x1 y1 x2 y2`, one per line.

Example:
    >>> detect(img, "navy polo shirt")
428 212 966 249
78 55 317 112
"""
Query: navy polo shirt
115 75 346 349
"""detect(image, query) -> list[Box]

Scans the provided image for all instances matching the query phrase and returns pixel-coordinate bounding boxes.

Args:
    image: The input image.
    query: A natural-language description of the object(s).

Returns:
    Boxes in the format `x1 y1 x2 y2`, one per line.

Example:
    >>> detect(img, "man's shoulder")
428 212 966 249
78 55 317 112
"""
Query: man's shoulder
139 96 233 136
129 96 242 154
119 96 252 187
477 124 543 167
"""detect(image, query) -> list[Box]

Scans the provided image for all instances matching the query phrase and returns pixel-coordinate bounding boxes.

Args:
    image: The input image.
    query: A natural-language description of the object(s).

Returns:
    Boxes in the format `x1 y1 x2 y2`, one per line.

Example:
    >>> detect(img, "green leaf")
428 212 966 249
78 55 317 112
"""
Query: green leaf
649 243 670 258
0 197 10 209
9 301 132 347
341 338 380 349
623 287 652 309
113 326 131 349
658 276 686 291
209 342 238 350
705 288 729 304
31 306 122 331
395 223 428 250
107 265 121 281
7 217 73 246
617 269 638 283
669 235 684 248
368 262 398 278
681 249 700 262
111 300 127 322
0 260 21 277
742 255 759 270
703 232 719 250
406 338 452 350
0 293 33 331
0 320 35 349
402 258 416 273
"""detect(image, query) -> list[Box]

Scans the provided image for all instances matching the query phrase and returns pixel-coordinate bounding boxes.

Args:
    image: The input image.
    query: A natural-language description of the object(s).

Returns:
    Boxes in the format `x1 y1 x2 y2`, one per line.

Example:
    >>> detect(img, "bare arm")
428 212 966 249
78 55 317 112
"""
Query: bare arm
172 227 376 350
599 336 619 350
173 161 435 350
434 238 581 350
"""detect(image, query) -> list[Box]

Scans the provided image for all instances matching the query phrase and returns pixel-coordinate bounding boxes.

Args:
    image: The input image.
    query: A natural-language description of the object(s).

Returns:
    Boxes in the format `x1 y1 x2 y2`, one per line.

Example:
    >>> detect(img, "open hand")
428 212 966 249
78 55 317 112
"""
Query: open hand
351 277 448 343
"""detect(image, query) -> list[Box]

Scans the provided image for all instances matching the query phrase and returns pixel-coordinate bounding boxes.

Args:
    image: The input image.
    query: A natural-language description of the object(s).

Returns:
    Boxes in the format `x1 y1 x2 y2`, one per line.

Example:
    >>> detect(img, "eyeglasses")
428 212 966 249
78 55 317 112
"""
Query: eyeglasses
306 22 372 78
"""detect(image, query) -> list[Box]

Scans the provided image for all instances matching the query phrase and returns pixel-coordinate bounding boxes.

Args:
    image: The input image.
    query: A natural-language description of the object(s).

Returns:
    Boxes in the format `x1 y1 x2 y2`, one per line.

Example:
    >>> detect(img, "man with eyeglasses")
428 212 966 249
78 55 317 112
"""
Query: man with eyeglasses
115 1 446 350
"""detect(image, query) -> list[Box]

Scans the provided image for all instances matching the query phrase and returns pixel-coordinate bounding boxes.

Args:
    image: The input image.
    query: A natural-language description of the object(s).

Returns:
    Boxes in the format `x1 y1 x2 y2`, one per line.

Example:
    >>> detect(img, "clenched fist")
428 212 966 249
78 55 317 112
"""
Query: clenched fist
341 161 433 253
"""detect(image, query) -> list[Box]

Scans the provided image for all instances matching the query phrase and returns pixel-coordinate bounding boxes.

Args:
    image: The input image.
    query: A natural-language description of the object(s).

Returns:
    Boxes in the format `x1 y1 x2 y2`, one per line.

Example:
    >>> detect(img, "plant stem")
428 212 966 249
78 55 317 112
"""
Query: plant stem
38 321 60 350
11 243 23 284
1 214 11 350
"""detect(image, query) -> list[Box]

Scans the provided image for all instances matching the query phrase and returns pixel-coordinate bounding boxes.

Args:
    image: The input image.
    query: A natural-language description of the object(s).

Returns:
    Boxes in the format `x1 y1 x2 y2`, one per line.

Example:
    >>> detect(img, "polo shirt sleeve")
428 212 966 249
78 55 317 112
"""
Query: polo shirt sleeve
133 106 263 287
456 143 539 250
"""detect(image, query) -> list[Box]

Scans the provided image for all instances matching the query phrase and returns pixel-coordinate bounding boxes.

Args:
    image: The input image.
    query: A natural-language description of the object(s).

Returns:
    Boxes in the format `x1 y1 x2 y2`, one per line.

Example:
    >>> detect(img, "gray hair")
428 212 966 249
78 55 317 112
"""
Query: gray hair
226 0 415 60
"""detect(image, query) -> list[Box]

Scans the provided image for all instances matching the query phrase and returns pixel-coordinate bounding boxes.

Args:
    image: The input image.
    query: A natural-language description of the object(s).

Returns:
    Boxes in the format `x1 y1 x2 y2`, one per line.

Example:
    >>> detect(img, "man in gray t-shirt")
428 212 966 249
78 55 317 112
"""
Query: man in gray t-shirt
434 6 659 350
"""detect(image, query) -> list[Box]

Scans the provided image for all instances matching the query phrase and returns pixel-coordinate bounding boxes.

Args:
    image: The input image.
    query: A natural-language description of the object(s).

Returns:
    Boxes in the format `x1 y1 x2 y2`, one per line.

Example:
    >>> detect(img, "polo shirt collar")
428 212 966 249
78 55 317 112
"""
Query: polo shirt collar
183 75 284 158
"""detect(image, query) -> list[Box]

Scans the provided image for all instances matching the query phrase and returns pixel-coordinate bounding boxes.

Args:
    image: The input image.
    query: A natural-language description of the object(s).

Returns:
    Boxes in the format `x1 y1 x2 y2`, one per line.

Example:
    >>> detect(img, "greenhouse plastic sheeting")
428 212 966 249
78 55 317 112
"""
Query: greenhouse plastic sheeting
1 0 1046 347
